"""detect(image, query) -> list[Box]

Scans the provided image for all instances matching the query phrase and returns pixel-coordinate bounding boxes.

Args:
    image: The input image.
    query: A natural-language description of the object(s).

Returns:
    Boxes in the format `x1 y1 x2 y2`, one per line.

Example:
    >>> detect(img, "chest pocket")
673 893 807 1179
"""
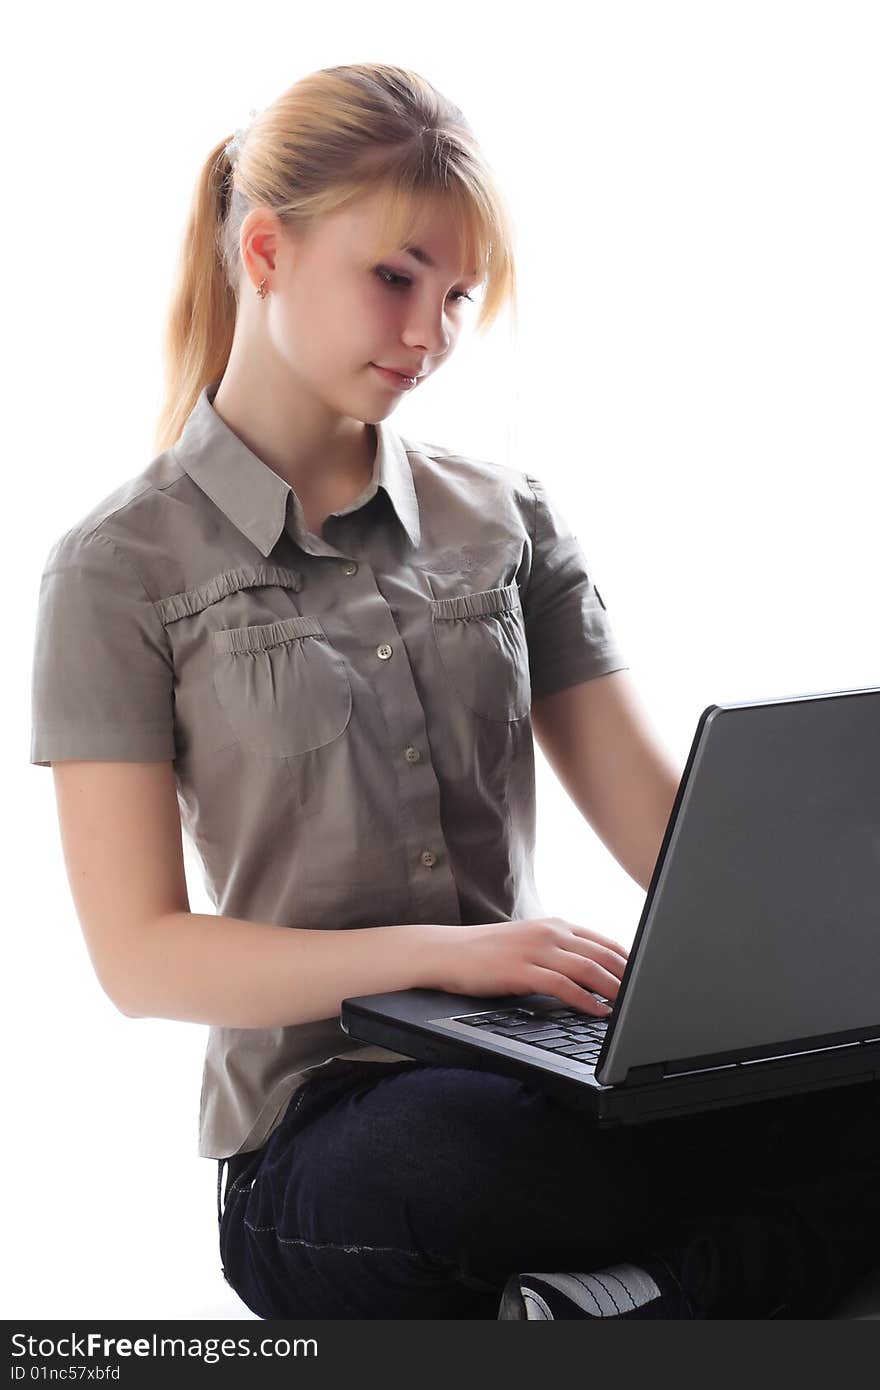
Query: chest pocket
429 582 531 721
212 615 352 757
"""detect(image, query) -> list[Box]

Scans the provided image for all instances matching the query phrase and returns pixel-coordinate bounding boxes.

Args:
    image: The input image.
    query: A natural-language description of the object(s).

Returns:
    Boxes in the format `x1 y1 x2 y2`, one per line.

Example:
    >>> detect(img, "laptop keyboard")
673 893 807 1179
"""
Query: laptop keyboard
450 1002 612 1067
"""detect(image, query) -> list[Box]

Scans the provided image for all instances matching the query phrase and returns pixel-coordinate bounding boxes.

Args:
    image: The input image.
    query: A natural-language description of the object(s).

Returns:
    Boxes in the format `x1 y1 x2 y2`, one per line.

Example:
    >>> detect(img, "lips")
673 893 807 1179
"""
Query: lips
370 363 422 390
373 364 423 379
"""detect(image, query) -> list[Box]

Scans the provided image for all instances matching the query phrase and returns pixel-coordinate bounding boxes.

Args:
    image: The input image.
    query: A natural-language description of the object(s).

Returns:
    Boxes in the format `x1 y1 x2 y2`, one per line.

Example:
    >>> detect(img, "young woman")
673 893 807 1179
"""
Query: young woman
30 62 879 1320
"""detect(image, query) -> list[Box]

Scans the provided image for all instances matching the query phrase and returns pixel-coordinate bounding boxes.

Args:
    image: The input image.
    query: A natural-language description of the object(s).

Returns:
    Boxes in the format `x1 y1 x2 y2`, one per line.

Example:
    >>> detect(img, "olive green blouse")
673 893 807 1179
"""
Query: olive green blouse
30 380 628 1157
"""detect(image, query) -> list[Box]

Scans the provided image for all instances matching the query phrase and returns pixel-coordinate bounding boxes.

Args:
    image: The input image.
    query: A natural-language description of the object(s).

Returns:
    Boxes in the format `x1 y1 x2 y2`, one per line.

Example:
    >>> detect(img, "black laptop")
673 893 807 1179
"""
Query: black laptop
341 686 880 1126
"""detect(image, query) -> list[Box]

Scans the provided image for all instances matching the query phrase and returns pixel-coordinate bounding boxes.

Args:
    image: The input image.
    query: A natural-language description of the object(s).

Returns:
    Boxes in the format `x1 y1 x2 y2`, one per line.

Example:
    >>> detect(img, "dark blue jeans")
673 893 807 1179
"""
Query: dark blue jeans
217 1058 880 1319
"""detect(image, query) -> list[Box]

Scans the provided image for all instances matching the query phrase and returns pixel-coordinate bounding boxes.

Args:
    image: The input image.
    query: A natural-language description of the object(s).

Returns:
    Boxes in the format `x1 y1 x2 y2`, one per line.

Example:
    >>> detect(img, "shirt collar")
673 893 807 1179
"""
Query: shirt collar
172 380 421 556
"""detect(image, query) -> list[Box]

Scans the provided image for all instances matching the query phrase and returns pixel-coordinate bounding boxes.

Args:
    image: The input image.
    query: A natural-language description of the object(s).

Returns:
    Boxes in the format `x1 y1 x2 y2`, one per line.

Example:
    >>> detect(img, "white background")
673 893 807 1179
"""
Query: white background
5 0 878 1319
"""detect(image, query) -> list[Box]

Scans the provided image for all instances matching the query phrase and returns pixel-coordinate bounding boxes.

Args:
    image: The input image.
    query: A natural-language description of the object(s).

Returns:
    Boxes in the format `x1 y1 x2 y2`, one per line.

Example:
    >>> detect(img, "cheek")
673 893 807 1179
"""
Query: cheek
322 284 392 347
271 281 411 376
269 288 348 365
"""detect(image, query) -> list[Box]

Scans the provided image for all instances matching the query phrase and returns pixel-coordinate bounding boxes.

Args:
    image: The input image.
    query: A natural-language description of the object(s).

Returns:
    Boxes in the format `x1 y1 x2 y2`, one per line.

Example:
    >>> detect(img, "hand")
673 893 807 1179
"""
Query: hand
427 916 629 1016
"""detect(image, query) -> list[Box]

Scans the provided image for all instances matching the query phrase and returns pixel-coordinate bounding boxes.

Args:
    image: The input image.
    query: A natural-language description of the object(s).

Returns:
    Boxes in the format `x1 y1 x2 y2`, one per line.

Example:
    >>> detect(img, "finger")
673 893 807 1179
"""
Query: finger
569 925 630 962
562 938 628 981
554 950 623 999
531 965 613 1017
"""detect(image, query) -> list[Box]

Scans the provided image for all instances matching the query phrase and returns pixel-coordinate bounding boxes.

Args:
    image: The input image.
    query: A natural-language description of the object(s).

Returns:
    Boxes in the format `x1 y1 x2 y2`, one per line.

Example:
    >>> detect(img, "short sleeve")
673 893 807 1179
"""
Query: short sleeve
521 474 629 700
30 527 176 767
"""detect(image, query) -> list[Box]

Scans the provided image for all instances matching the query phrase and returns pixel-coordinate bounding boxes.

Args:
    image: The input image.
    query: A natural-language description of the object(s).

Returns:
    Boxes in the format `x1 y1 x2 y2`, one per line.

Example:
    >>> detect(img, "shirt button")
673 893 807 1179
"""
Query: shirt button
404 746 421 764
341 560 358 576
421 850 436 868
377 644 393 660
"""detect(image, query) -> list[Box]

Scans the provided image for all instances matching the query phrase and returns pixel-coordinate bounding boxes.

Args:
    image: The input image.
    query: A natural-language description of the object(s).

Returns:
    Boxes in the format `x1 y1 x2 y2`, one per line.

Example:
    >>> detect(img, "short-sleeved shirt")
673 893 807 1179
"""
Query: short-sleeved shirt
30 380 629 1158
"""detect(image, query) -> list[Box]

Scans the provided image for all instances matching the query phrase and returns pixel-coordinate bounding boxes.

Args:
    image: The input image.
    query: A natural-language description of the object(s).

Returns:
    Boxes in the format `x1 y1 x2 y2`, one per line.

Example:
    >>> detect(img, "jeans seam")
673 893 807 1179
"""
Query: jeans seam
242 1217 444 1261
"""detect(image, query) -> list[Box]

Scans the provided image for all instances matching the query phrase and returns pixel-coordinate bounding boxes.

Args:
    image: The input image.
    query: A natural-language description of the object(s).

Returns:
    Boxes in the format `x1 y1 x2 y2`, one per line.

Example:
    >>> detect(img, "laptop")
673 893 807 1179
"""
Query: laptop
341 686 880 1127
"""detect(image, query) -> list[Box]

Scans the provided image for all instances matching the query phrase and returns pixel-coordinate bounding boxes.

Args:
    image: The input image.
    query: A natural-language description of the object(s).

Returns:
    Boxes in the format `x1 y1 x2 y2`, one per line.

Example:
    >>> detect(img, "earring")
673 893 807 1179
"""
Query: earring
256 277 268 299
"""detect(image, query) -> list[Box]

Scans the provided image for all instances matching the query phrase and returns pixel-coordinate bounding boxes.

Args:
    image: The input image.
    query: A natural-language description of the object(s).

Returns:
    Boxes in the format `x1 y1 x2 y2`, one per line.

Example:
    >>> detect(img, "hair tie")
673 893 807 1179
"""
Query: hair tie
224 107 260 167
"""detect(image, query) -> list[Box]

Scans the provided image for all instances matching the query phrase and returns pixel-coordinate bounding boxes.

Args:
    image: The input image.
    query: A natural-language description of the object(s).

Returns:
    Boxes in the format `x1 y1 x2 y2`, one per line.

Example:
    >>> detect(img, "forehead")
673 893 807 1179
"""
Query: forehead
325 189 479 279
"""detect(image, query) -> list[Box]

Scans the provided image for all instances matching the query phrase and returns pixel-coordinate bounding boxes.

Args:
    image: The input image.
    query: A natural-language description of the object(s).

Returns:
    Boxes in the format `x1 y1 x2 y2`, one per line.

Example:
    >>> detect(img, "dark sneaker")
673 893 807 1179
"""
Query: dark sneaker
497 1253 698 1319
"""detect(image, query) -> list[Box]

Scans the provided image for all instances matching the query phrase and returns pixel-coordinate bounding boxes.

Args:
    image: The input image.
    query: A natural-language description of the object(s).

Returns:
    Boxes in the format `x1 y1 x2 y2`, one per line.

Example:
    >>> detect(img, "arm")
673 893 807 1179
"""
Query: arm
51 759 443 1027
531 668 682 892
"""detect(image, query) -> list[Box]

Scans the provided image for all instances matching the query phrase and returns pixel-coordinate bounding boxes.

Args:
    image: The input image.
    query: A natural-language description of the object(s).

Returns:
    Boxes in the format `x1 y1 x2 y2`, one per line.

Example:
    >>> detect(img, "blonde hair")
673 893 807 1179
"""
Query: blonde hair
154 62 518 454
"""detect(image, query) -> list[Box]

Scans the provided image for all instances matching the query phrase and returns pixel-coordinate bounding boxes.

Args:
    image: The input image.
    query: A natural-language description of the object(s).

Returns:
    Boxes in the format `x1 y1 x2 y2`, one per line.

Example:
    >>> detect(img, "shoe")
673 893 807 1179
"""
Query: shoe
497 1251 698 1319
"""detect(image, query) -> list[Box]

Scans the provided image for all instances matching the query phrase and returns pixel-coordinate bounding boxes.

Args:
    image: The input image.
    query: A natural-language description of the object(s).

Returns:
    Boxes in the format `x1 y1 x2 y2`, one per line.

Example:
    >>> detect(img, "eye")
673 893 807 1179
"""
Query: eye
374 266 474 303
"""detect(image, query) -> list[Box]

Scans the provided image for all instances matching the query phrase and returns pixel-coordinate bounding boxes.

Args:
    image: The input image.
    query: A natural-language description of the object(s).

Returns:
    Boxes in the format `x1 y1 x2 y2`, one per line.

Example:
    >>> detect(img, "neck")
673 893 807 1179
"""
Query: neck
211 347 376 496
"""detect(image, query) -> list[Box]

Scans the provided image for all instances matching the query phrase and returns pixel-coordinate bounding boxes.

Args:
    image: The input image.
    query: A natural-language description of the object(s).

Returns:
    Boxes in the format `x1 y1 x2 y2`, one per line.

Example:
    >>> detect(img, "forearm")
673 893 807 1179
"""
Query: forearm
600 770 679 892
116 912 449 1028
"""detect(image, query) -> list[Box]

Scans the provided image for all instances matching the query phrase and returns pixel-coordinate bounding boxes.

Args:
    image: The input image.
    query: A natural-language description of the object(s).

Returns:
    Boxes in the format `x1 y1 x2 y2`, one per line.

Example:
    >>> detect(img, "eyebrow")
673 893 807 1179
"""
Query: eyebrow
403 244 436 268
403 244 480 281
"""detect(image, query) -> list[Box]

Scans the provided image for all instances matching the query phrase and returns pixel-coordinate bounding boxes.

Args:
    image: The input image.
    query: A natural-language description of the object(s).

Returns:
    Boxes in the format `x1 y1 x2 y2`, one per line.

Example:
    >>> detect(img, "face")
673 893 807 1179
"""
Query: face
239 188 482 421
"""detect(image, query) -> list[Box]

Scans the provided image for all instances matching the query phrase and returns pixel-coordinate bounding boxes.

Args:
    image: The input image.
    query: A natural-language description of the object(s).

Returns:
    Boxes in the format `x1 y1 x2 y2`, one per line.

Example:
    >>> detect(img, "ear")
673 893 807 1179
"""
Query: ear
239 207 286 286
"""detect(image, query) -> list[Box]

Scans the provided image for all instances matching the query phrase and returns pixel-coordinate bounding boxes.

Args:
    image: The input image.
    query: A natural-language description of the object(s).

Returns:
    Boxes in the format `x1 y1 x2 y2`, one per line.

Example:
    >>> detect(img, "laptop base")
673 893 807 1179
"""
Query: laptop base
341 994 880 1128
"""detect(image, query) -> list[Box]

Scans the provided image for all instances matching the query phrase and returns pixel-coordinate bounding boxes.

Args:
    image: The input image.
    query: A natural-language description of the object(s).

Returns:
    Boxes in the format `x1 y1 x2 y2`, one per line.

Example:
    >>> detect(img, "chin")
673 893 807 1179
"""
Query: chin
322 380 390 427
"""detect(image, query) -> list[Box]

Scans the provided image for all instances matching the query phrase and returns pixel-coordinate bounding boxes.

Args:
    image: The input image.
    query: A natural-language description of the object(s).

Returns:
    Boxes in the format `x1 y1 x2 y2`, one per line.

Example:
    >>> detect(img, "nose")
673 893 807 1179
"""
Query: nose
401 300 453 360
